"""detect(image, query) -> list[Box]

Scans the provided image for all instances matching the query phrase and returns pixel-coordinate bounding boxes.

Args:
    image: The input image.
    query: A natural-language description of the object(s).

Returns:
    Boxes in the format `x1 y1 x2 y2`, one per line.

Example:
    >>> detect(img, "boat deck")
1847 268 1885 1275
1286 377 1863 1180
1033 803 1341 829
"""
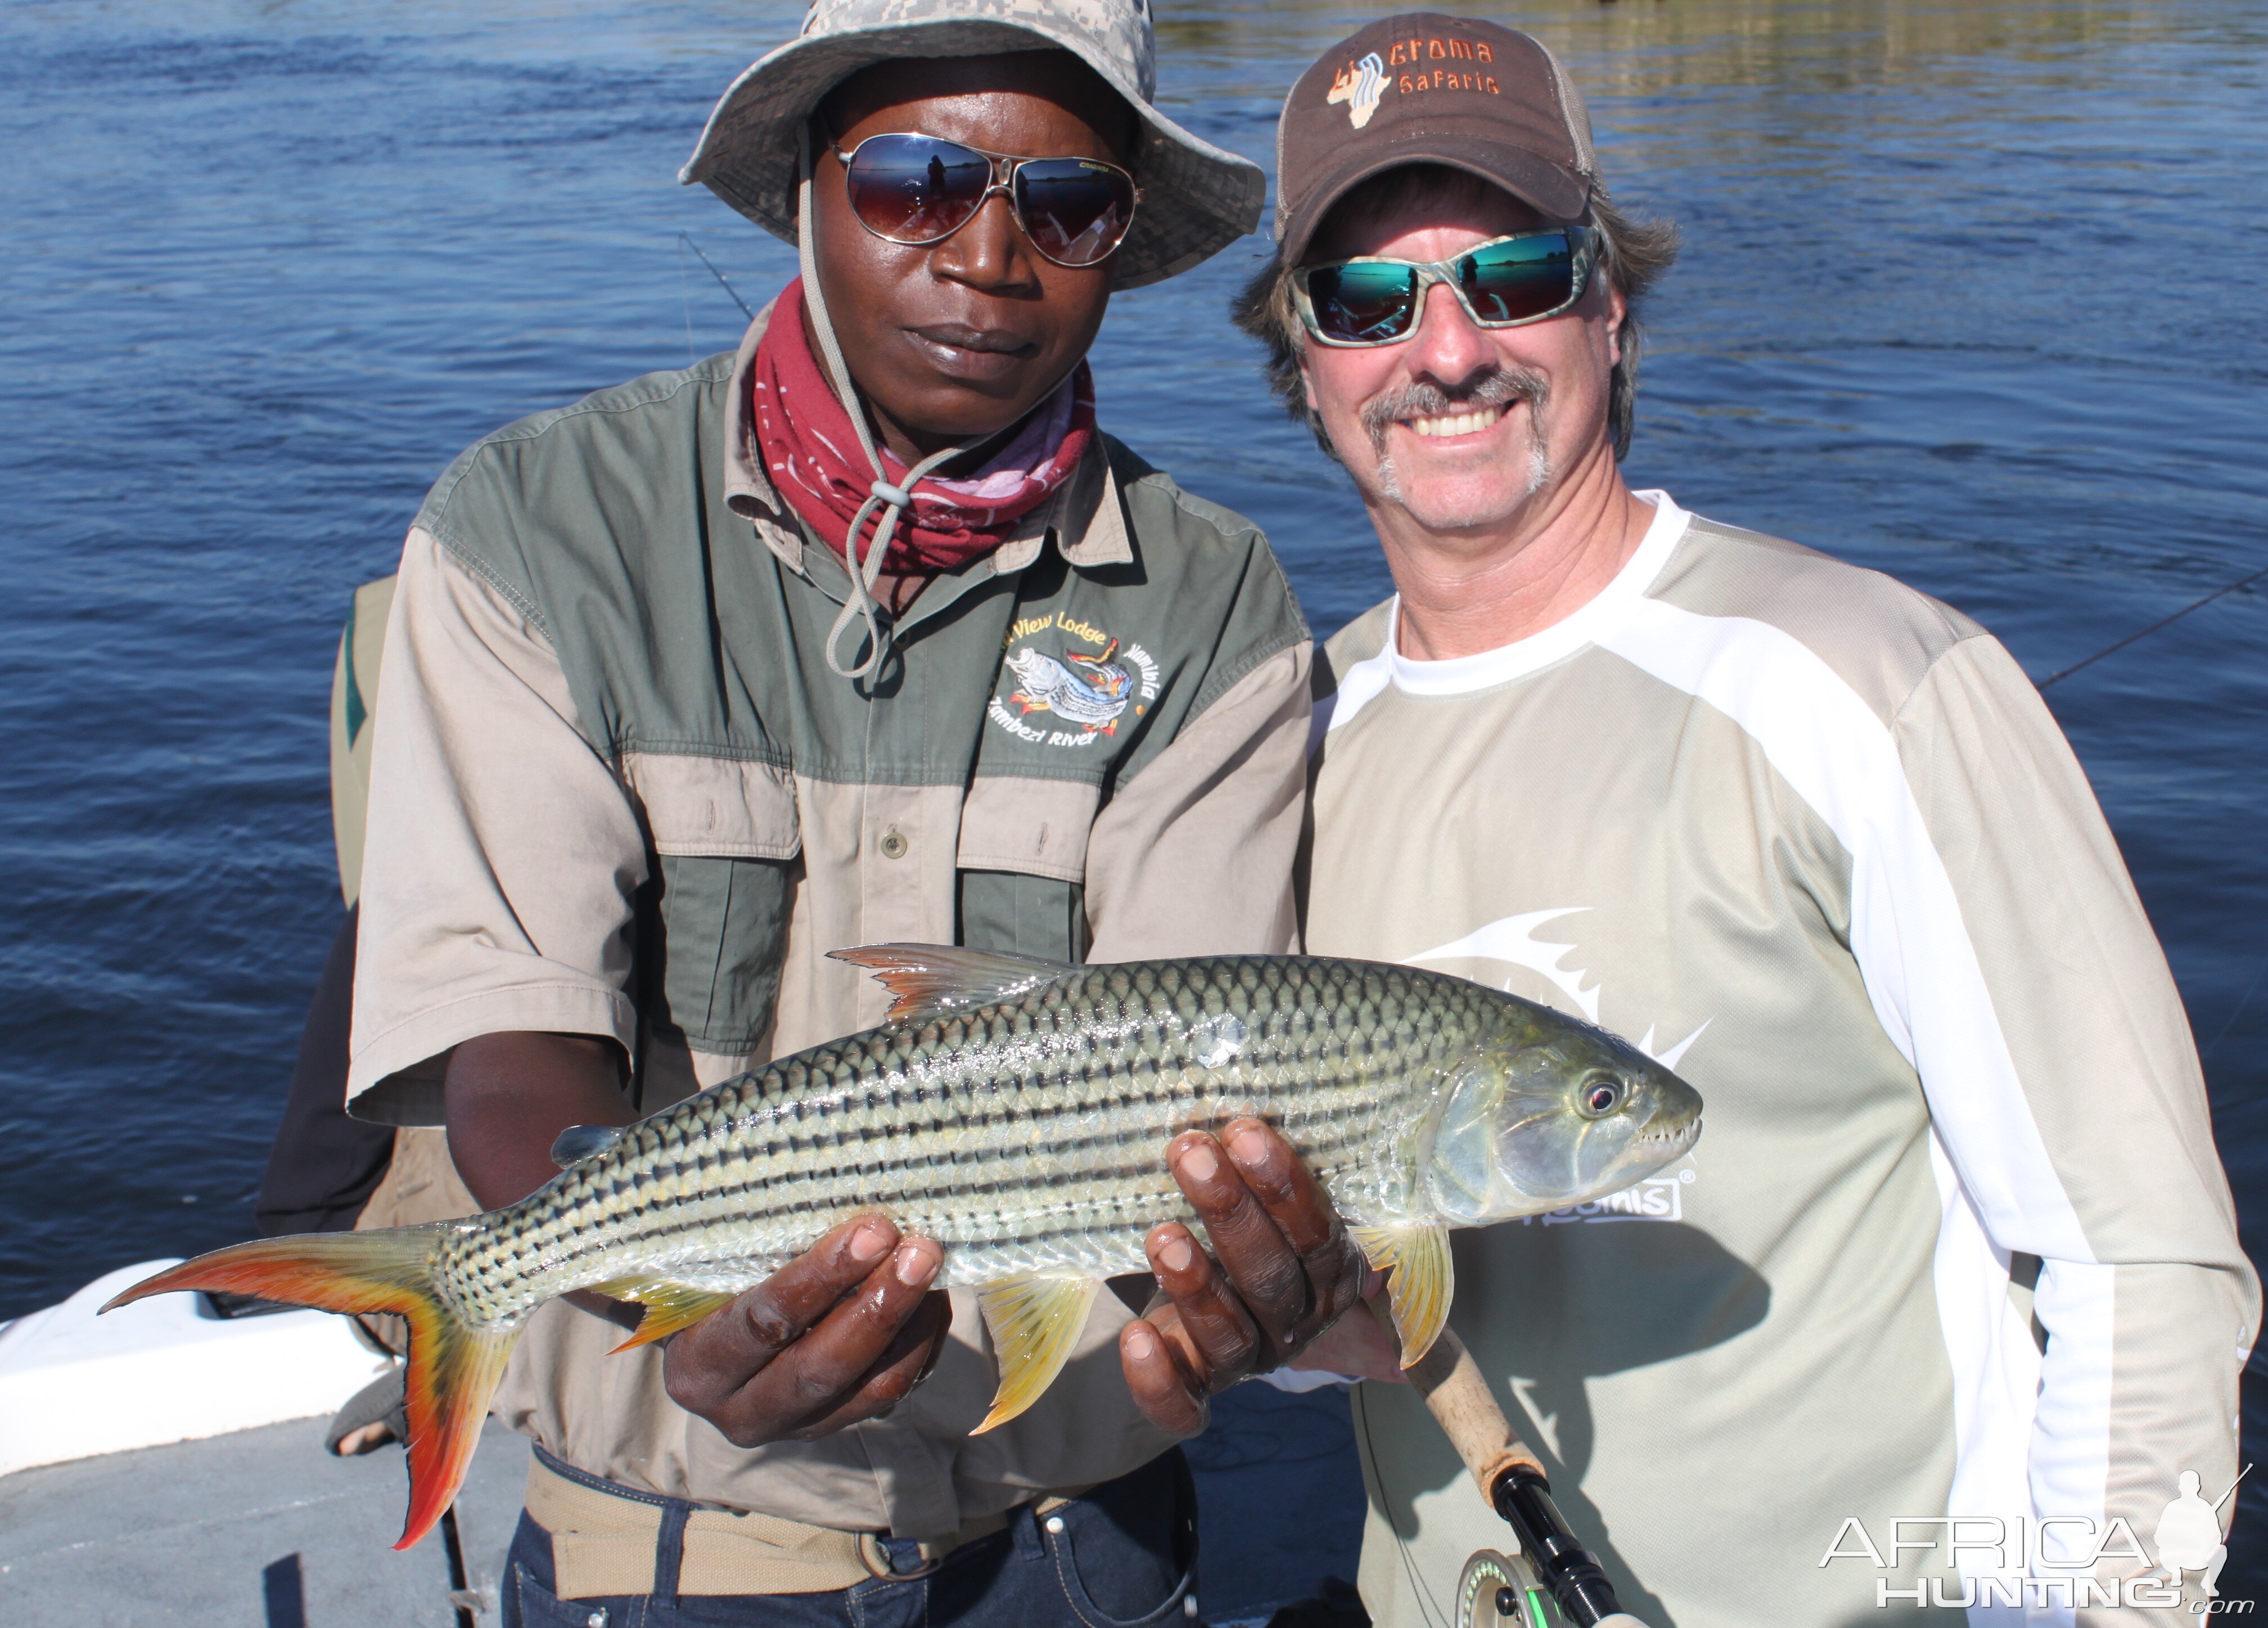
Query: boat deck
0 1387 1365 1627
0 1416 529 1626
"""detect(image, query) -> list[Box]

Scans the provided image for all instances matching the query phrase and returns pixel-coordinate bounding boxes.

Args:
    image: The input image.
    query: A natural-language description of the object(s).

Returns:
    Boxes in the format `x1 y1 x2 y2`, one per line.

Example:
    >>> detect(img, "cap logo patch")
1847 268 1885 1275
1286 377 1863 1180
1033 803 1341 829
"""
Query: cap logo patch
1326 52 1388 129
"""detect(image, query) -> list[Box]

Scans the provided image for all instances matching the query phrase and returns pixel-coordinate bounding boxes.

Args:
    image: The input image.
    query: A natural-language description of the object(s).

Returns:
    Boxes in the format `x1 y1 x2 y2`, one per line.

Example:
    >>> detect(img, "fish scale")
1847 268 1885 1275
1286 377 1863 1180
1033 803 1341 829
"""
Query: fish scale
103 944 1701 1552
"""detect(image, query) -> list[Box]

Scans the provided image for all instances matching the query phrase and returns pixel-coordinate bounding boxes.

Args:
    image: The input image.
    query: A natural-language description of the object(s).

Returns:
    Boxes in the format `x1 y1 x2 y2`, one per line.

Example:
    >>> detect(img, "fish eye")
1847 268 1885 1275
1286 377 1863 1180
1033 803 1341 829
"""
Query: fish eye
1580 1077 1621 1117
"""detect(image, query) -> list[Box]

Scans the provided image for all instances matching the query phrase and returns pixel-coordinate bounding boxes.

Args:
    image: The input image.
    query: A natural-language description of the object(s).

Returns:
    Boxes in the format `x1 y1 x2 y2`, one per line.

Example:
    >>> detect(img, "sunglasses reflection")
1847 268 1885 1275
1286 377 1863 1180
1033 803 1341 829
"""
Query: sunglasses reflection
838 133 1138 269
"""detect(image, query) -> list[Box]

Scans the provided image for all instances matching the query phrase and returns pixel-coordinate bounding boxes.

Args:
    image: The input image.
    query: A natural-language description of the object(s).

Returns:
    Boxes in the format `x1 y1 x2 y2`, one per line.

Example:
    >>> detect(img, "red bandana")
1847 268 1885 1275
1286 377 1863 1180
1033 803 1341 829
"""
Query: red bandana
750 279 1097 575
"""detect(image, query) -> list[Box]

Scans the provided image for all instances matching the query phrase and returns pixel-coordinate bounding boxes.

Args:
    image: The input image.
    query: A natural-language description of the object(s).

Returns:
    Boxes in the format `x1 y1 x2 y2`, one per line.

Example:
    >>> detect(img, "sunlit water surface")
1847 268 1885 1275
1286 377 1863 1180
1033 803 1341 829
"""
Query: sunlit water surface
2 0 2262 1599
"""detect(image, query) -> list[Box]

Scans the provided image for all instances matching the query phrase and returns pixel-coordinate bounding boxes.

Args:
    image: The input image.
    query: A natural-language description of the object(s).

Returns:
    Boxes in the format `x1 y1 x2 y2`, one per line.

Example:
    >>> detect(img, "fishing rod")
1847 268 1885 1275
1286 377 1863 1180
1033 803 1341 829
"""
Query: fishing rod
1385 1307 1649 1627
678 231 755 321
2035 560 2266 690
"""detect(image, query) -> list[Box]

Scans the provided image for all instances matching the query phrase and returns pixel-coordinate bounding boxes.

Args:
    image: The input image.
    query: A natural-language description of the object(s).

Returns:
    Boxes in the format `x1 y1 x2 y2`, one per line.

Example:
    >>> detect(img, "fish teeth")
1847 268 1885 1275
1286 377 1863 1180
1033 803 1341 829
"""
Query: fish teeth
1408 405 1507 439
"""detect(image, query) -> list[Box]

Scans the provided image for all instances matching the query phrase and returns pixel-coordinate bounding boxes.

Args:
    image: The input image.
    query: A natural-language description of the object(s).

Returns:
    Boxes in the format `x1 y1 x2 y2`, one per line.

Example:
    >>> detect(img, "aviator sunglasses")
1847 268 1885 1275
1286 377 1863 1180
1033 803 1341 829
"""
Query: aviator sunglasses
830 130 1142 270
1294 227 1598 347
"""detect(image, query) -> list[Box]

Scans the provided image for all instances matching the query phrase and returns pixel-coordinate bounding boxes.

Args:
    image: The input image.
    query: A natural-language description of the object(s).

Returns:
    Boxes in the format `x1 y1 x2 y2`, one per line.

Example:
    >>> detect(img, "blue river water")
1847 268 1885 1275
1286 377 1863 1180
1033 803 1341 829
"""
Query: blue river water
2 0 2262 1609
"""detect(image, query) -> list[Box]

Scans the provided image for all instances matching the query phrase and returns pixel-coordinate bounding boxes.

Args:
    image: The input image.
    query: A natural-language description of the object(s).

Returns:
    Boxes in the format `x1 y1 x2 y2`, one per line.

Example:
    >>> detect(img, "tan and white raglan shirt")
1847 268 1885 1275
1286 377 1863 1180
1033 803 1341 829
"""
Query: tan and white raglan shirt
1306 492 2257 1626
344 310 1312 1540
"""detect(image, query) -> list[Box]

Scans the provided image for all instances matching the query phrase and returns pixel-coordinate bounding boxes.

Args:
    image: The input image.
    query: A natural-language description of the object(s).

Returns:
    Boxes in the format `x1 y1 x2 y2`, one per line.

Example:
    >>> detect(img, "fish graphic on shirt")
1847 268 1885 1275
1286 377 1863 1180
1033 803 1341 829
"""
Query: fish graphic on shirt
1006 639 1134 731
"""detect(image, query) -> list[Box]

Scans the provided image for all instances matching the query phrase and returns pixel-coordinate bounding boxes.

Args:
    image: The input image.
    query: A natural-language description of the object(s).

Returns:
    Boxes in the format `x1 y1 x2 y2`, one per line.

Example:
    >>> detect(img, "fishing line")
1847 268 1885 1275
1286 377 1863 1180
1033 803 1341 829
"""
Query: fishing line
1355 1382 1454 1628
677 230 754 321
2035 561 2268 689
676 236 697 367
2200 953 2268 1063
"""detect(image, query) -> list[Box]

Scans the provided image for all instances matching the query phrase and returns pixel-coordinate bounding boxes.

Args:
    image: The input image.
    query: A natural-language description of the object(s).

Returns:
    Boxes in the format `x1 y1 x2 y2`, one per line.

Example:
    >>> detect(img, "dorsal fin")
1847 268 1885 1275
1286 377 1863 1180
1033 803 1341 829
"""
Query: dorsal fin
549 1124 626 1169
828 942 1079 1027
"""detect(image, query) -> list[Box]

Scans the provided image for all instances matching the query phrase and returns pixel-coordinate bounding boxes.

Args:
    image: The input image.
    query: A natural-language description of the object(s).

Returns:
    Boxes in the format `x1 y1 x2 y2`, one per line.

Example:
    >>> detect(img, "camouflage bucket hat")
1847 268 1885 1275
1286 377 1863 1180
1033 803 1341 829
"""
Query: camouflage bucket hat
681 0 1265 290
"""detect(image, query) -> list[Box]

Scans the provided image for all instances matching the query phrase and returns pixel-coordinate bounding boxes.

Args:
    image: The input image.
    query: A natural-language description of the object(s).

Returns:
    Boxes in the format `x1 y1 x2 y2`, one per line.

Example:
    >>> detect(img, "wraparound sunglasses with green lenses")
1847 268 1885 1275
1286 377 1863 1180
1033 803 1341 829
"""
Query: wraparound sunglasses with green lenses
1295 227 1598 348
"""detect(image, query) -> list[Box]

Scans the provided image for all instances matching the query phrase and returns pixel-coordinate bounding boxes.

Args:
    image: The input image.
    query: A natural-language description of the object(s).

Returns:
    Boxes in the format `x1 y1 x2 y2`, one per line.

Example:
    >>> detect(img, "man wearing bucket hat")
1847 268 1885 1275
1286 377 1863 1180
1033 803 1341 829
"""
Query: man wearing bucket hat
1117 13 2257 1623
340 1 1362 1622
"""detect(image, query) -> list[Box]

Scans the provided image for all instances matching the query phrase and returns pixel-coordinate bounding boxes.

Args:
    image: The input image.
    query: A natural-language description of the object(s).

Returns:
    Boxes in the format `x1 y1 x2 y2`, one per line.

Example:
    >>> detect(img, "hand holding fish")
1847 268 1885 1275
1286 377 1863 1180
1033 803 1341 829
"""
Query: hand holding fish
662 1216 952 1446
1119 1120 1374 1435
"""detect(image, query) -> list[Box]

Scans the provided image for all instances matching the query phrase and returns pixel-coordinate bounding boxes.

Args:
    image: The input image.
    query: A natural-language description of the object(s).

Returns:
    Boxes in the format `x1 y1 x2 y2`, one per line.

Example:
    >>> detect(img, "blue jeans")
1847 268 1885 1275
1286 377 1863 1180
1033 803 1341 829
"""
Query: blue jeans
502 1448 1198 1628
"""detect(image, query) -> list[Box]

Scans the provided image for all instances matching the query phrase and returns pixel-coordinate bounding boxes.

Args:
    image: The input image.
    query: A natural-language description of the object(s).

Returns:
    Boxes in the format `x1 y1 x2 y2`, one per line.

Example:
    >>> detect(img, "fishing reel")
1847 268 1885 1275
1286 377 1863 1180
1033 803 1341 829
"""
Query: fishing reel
1458 1543 1649 1628
1456 1468 1650 1628
1457 1546 1554 1627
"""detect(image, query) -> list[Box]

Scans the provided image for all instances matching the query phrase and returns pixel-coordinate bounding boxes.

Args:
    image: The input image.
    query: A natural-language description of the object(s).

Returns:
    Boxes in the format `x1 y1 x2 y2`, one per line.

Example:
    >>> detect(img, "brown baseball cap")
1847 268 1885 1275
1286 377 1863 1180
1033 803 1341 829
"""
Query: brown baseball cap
1274 14 1600 265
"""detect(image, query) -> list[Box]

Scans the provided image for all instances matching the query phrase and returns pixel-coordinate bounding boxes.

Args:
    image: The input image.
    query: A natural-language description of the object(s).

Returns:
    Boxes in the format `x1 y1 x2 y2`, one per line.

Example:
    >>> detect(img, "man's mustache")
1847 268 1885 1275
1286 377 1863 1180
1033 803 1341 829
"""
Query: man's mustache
1360 366 1550 457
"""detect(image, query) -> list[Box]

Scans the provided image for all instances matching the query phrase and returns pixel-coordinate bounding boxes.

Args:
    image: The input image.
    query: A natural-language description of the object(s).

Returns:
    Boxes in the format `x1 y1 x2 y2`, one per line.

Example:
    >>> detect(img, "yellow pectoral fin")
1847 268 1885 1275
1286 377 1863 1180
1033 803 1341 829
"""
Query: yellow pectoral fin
972 1277 1101 1435
1348 1223 1453 1368
588 1278 742 1354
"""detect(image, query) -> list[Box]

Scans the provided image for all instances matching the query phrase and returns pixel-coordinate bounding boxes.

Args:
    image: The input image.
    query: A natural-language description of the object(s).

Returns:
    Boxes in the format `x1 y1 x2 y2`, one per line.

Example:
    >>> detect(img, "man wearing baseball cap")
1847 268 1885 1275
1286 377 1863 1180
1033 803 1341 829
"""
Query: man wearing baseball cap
339 1 1368 1622
1193 13 2254 1621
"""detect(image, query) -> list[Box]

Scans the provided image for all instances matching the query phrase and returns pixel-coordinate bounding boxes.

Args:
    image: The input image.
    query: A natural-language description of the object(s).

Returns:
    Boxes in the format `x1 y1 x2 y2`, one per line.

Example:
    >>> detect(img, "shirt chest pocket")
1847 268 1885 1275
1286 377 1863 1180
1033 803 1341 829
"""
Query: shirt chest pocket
624 754 800 1056
956 775 1099 964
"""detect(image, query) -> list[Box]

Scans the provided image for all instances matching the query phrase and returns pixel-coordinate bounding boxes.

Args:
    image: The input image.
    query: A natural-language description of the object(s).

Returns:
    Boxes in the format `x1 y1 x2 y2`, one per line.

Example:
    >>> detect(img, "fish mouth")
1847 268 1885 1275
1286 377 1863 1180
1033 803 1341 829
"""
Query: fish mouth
1631 1112 1701 1161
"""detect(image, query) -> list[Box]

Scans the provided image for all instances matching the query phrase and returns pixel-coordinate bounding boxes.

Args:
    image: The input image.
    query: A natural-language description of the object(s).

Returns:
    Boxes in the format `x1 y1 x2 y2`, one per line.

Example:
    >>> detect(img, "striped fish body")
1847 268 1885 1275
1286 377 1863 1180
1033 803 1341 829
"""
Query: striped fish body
103 946 1701 1550
453 953 1491 1323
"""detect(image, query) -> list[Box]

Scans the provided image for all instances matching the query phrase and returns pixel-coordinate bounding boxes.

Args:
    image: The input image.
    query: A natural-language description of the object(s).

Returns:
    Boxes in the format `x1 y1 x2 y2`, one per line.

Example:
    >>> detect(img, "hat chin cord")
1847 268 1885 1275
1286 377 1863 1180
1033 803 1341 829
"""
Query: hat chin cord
797 125 968 680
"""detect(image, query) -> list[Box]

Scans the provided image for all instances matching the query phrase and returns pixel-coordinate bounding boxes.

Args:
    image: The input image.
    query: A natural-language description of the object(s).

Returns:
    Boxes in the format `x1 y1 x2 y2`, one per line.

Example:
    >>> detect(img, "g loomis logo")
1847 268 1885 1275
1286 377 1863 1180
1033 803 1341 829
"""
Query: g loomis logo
1404 906 1710 1064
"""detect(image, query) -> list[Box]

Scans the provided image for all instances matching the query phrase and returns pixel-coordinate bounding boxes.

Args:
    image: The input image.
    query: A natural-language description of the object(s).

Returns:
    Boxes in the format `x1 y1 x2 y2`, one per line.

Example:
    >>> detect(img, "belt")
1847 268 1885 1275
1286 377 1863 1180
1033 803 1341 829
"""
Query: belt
524 1448 1080 1599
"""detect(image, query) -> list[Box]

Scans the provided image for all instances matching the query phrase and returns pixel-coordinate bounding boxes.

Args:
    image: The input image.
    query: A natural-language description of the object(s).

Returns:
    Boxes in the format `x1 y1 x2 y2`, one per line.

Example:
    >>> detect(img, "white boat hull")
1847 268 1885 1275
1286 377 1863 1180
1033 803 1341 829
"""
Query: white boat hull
0 1259 390 1478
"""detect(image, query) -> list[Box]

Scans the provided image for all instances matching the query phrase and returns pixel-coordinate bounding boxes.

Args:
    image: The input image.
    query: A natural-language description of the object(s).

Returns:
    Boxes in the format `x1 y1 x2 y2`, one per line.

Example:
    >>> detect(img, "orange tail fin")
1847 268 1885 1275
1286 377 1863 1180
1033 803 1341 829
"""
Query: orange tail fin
101 1227 520 1552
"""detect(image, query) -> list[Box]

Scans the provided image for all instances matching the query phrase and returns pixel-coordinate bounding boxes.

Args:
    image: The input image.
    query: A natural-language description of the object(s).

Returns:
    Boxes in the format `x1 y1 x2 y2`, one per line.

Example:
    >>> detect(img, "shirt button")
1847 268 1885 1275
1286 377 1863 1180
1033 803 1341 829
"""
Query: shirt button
878 828 908 860
1044 1514 1066 1535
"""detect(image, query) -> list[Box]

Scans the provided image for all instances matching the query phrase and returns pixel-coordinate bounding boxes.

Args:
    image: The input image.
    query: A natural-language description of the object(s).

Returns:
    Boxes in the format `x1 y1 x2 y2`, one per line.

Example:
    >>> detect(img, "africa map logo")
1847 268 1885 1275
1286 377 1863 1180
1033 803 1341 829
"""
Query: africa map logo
1327 53 1387 128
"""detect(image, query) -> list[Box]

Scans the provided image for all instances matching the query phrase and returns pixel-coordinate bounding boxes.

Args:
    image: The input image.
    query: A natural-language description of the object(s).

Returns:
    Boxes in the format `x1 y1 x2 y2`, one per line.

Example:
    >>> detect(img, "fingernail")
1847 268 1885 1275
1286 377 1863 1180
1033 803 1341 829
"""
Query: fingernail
1125 1327 1156 1360
1228 1126 1271 1167
894 1243 938 1287
1156 1233 1195 1274
1176 1142 1219 1182
850 1221 892 1262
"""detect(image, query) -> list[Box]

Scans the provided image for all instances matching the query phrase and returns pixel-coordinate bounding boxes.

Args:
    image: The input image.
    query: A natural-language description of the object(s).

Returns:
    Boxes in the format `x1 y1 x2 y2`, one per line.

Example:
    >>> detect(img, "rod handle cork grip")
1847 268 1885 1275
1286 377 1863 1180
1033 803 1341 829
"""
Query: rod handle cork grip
1370 1306 1642 1628
1393 1315 1548 1500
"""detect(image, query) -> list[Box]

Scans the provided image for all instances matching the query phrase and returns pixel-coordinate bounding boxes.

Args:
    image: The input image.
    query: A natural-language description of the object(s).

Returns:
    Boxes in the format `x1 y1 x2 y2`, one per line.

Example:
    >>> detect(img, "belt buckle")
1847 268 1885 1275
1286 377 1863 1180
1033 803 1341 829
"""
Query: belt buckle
857 1532 944 1582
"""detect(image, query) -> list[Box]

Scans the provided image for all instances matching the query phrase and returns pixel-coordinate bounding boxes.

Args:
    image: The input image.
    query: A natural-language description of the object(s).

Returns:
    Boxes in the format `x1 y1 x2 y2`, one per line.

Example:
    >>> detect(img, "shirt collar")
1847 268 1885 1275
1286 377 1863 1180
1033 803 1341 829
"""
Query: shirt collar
722 300 805 572
721 304 1131 580
1382 490 1692 697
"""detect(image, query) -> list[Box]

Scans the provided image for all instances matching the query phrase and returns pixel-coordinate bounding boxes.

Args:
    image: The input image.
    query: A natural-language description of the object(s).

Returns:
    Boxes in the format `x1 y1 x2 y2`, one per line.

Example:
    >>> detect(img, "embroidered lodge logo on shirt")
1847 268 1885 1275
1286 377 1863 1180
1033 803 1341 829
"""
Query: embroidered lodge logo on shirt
988 614 1161 749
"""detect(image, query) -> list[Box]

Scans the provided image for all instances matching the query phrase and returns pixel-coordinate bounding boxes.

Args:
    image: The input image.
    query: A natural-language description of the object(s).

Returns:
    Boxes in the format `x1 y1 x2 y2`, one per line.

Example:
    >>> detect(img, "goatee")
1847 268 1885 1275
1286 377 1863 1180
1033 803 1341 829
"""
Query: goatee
1360 364 1554 519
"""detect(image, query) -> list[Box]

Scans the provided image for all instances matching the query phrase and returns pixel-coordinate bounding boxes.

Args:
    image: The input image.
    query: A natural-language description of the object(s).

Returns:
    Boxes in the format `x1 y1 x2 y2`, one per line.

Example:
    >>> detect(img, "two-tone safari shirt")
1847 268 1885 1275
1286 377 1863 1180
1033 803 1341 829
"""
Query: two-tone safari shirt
1306 493 2257 1626
345 308 1311 1540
